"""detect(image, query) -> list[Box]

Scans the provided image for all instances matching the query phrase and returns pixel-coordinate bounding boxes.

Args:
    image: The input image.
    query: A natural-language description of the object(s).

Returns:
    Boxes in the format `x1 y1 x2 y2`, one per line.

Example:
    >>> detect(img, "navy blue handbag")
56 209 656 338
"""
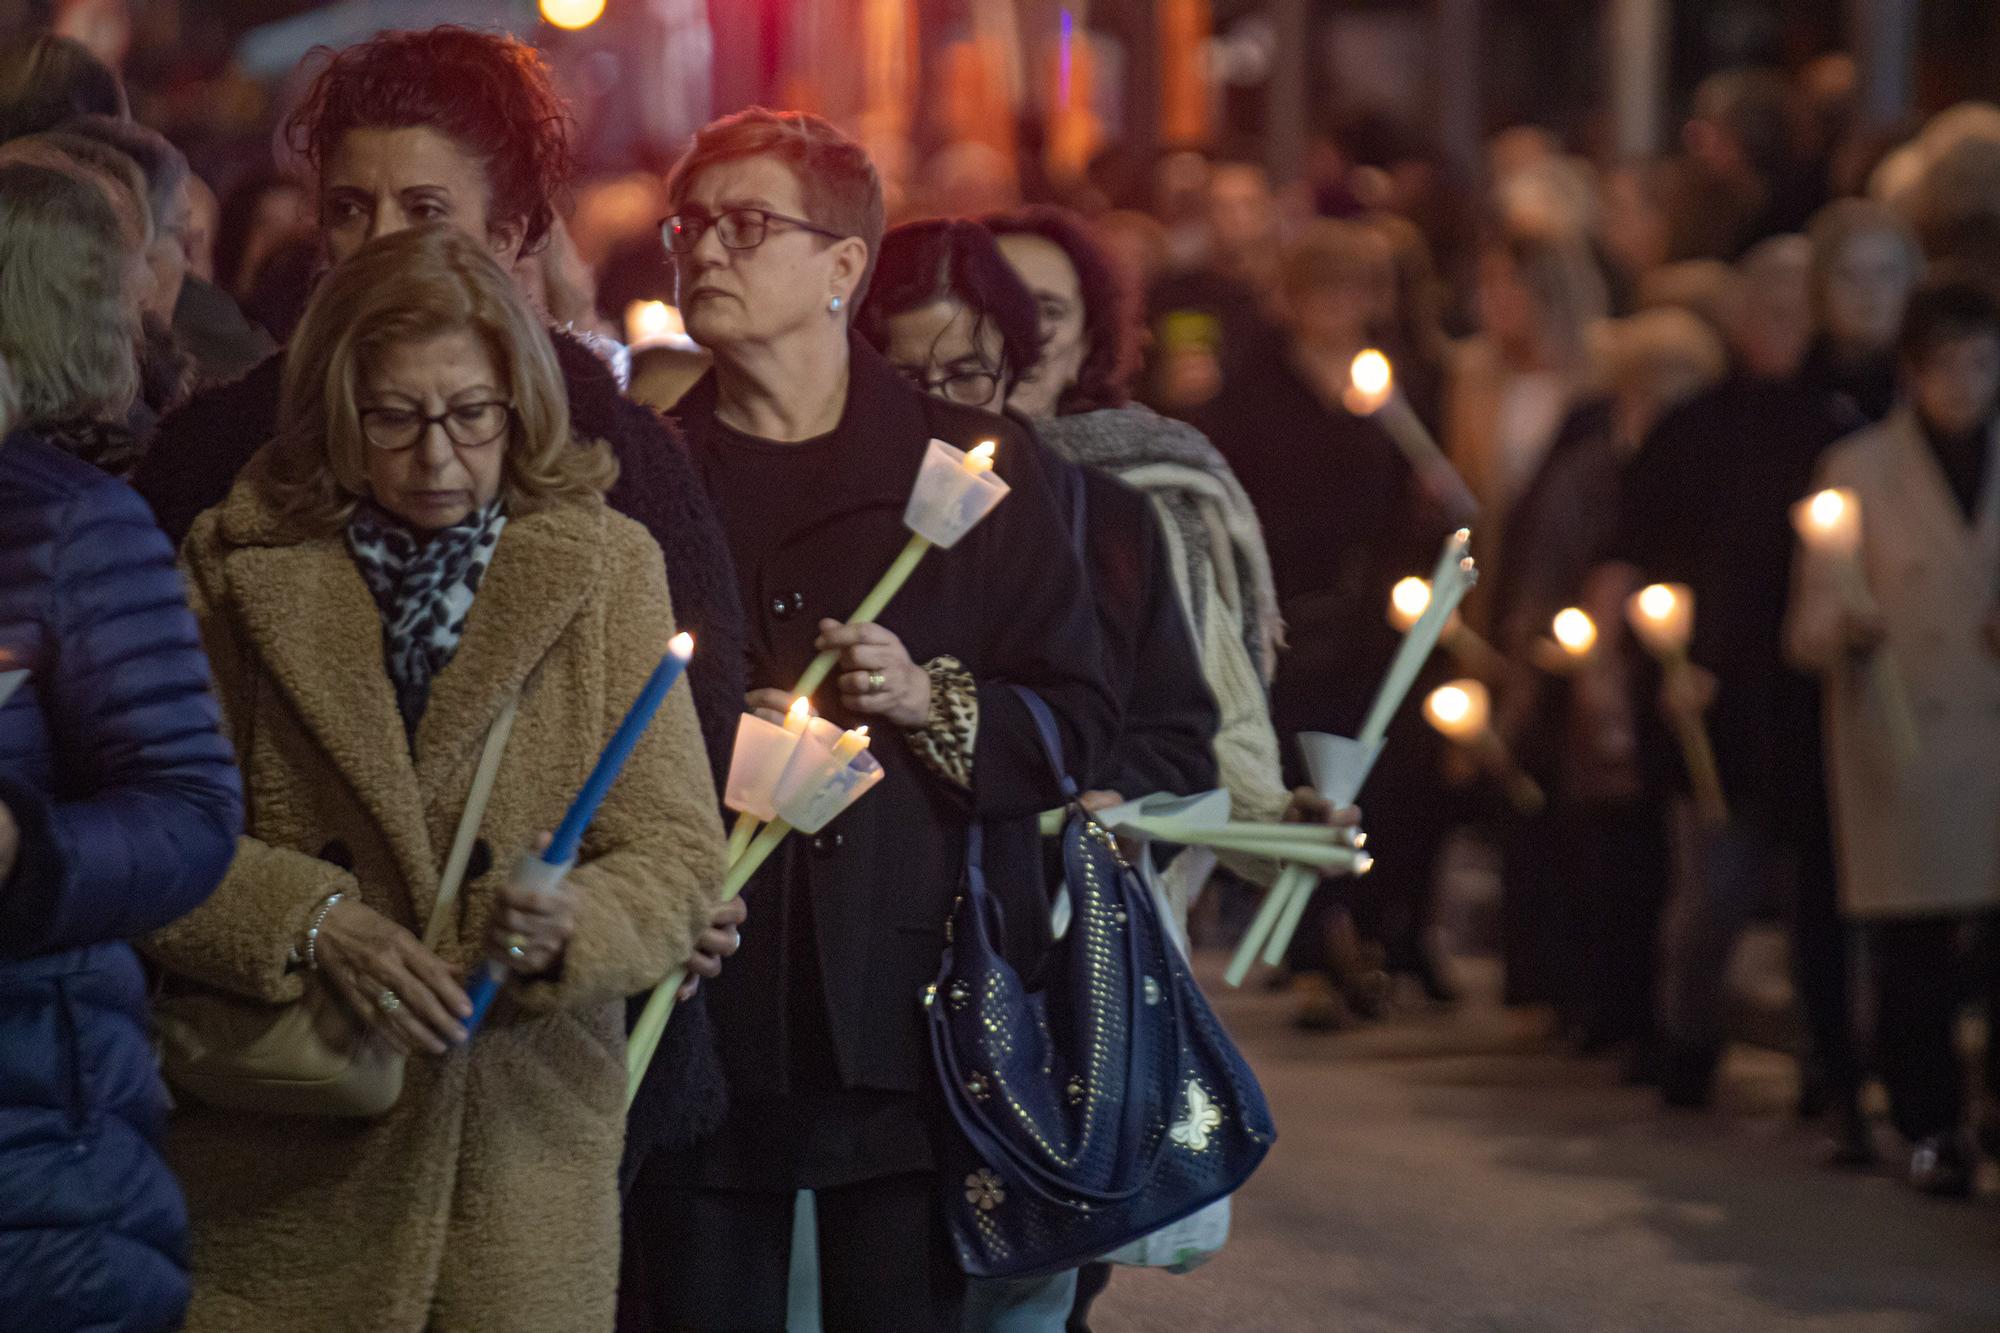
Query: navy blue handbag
927 685 1276 1279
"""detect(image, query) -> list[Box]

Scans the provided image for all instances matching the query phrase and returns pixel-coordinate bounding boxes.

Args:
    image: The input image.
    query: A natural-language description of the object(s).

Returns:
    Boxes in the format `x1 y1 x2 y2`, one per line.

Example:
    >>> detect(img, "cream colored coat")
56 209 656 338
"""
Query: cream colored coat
1785 409 2000 919
145 468 724 1331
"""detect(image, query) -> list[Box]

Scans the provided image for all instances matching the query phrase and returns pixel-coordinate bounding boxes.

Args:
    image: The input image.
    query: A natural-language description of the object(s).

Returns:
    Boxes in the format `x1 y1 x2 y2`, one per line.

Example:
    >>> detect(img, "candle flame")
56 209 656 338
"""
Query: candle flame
1429 684 1472 727
785 697 813 730
1638 583 1678 622
1807 488 1847 531
1343 349 1394 415
1355 852 1376 876
624 299 684 345
853 726 870 738
1389 576 1432 630
668 631 695 658
966 440 997 473
1552 608 1597 655
1424 678 1491 740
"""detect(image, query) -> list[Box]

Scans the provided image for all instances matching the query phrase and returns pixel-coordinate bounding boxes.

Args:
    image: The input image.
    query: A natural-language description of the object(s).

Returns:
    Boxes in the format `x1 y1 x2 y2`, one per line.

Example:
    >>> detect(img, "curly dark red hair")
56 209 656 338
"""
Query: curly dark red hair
284 26 573 255
984 206 1138 413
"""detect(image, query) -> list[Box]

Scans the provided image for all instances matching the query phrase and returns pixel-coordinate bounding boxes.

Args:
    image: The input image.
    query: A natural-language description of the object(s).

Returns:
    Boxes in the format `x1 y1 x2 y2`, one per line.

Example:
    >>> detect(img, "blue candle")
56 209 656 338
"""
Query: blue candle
461 631 694 1035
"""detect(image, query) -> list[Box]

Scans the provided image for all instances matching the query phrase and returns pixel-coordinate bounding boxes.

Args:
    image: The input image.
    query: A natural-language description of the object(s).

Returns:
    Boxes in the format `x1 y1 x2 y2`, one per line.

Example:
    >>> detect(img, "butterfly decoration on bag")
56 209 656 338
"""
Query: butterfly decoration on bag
1170 1081 1223 1153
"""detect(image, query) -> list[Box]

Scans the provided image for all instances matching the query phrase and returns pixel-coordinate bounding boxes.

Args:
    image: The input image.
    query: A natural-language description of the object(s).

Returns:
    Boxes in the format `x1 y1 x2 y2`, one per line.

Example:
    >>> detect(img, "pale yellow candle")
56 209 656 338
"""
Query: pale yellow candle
1625 584 1728 825
1791 488 1917 764
831 725 872 762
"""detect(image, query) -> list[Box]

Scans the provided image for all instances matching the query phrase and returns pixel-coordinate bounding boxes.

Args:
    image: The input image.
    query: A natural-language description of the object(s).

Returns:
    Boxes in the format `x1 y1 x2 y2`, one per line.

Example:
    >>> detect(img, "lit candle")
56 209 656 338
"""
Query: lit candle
465 631 696 1033
831 725 871 762
1358 530 1479 750
1423 679 1544 813
624 299 684 347
793 438 1009 699
1625 584 1729 825
1790 487 1917 764
1553 608 1597 657
1343 350 1477 521
1389 576 1432 633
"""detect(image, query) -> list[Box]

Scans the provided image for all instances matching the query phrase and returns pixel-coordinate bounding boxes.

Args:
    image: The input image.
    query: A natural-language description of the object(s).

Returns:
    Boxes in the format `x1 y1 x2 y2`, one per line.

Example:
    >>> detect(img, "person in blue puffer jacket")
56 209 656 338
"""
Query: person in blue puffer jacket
0 171 244 1329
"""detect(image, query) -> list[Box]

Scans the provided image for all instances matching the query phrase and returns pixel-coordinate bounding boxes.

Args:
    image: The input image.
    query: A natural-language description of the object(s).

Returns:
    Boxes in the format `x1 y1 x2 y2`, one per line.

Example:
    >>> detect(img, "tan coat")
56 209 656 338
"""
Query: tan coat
145 466 724 1331
1786 409 2000 919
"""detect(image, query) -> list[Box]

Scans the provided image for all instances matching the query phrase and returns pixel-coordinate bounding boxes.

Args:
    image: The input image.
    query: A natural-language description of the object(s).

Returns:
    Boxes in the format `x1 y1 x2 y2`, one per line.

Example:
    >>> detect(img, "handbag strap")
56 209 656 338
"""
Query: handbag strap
1006 683 1078 803
420 694 519 951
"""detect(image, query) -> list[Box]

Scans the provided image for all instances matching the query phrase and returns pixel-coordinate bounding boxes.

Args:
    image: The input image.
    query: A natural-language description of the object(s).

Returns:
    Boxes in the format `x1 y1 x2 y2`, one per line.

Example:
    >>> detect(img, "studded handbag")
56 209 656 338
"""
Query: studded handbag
927 685 1276 1279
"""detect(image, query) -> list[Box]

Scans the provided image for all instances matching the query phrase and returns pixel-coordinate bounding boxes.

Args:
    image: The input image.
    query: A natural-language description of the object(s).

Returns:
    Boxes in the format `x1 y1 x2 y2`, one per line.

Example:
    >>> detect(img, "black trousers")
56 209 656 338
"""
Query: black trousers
1552 799 1670 1047
1788 808 1861 1098
619 1161 965 1332
1868 913 2000 1144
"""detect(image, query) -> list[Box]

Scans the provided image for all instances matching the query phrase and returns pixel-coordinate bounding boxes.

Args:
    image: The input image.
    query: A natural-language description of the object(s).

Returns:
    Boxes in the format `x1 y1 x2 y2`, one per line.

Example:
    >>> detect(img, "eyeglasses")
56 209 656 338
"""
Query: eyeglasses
661 208 847 255
359 401 514 452
902 367 1004 408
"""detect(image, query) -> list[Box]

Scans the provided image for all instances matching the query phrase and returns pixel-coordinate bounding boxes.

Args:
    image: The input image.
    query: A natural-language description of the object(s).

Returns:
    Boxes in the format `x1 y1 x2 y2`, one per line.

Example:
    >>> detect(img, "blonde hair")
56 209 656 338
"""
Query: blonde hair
1604 306 1727 403
0 161 137 426
264 225 615 532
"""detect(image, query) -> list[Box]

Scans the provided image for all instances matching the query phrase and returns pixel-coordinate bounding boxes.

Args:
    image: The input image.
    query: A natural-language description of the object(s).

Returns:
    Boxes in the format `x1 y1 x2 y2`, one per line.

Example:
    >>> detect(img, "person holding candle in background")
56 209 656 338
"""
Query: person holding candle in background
627 110 1117 1332
1489 308 1726 1057
1605 234 1868 1126
141 226 726 1330
1197 219 1461 1020
1786 281 2000 1198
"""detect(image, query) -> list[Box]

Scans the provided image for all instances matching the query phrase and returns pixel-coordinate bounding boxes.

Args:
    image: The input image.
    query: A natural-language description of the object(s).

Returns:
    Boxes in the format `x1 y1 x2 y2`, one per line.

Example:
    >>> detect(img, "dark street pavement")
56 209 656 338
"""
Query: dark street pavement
1094 959 2000 1333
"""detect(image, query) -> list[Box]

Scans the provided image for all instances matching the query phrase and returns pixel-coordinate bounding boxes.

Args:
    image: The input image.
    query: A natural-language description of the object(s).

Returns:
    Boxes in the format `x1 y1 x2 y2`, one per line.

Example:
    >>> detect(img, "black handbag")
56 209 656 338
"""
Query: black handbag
927 685 1276 1279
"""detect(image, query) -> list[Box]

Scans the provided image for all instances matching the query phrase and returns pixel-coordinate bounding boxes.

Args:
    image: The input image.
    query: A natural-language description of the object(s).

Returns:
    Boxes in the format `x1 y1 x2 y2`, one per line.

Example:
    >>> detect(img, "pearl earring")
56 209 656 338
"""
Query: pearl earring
829 295 843 313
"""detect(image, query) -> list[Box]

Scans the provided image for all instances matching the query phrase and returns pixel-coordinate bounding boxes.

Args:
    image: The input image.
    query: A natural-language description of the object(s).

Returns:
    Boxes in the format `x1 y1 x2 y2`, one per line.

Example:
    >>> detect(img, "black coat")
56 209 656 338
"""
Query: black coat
1071 466 1220 798
676 339 1119 1096
1613 375 1862 828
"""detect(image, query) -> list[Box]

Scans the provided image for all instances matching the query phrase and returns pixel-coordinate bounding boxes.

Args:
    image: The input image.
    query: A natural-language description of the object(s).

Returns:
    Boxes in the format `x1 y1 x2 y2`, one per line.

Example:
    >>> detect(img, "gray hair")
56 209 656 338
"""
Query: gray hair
59 114 187 238
0 162 137 424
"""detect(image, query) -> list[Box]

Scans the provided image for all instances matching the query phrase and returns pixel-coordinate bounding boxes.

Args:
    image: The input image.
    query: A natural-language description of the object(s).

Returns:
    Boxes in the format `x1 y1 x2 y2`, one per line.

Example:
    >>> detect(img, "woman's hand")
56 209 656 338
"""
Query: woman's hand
487 836 579 980
315 900 471 1056
677 896 748 1001
817 620 932 729
1283 787 1361 829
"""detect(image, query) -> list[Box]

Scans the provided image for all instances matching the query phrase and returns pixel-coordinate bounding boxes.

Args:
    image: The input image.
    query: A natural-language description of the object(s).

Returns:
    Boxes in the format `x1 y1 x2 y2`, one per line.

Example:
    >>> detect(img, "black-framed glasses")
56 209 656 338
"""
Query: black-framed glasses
661 208 847 255
901 366 1004 407
359 401 514 452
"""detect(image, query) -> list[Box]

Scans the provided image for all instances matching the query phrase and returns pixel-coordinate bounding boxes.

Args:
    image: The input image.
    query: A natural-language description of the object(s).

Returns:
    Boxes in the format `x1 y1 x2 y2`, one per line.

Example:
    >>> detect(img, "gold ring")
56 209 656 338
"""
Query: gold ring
868 671 887 693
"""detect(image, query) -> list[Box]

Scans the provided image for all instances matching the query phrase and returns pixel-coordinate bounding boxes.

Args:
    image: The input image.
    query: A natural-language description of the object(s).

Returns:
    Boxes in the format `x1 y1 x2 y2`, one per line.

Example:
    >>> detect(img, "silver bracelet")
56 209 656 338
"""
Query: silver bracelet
303 892 345 972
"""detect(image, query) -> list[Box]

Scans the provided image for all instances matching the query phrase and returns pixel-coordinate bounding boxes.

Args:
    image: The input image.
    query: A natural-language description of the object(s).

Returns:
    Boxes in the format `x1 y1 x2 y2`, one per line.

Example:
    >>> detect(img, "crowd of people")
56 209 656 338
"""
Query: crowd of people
1 20 1998 1333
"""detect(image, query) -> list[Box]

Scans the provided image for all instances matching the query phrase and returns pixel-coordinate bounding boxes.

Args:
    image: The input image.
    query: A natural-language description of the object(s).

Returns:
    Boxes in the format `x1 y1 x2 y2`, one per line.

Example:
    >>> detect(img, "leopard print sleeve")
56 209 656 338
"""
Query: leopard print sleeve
905 655 977 790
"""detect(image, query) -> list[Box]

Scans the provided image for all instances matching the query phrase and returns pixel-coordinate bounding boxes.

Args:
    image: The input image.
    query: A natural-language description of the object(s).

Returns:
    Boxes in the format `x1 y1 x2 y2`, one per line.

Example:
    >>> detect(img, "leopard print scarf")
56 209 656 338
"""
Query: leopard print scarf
345 498 507 734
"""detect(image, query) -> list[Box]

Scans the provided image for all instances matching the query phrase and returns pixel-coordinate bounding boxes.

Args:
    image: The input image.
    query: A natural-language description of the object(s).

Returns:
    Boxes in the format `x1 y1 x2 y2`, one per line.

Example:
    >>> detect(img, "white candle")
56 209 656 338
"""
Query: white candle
1794 487 1862 560
831 725 872 762
1423 679 1544 813
1627 583 1694 657
1389 577 1432 633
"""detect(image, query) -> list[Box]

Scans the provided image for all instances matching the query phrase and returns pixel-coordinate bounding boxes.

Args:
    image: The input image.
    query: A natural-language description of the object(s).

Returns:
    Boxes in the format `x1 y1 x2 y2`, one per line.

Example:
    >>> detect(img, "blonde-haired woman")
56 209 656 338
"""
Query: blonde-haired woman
144 224 725 1331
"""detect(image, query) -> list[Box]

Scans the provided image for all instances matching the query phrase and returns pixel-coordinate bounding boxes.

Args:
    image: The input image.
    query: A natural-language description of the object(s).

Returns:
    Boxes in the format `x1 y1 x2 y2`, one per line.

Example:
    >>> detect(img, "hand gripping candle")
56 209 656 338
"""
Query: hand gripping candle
462 633 695 1035
1626 583 1729 826
1791 488 1918 765
626 724 884 1105
792 439 1010 700
1423 679 1545 814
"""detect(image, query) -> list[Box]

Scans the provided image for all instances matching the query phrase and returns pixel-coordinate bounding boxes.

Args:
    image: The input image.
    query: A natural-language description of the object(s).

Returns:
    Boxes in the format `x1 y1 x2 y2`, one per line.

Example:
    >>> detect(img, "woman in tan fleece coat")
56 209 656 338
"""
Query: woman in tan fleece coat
144 226 724 1330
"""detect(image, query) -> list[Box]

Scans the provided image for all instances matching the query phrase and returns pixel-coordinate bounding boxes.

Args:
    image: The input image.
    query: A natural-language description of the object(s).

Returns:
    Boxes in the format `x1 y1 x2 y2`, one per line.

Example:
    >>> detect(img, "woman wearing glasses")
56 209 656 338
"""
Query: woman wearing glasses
619 110 1116 1333
143 225 726 1331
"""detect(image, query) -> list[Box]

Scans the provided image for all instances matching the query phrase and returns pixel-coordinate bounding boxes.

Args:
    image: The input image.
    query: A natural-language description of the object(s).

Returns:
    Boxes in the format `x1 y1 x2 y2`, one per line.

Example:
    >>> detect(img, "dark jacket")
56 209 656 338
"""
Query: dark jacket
1614 375 1862 829
126 332 745 1163
0 433 242 1332
1072 466 1220 798
676 339 1120 1098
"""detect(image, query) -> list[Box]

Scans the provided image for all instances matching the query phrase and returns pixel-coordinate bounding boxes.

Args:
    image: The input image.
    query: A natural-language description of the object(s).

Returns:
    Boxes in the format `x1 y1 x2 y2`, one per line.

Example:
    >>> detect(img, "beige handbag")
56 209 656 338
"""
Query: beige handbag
156 696 518 1118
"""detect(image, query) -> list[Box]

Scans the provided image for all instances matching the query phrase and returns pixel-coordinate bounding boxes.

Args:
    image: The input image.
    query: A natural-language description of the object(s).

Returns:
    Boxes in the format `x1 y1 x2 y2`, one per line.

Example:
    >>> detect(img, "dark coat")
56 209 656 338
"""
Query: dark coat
1613 375 1862 829
0 433 242 1332
125 331 745 1165
675 339 1120 1097
1072 465 1220 798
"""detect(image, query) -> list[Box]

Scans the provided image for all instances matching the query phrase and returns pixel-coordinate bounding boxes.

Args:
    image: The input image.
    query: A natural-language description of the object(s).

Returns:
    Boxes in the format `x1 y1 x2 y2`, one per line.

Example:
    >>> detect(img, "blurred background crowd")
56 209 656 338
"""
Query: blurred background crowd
4 0 2000 1326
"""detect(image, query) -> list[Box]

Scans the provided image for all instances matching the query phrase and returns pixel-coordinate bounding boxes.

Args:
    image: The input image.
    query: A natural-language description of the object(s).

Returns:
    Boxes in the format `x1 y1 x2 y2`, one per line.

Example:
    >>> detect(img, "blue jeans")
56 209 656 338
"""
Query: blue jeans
961 1271 1080 1332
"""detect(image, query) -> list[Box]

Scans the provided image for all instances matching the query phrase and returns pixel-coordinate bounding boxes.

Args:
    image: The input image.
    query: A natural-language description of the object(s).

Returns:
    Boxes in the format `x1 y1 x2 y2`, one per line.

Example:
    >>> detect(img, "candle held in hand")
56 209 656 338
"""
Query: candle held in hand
546 631 695 866
831 725 871 761
1423 680 1490 740
1796 487 1861 557
1344 349 1394 416
1553 608 1598 657
1628 583 1694 656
